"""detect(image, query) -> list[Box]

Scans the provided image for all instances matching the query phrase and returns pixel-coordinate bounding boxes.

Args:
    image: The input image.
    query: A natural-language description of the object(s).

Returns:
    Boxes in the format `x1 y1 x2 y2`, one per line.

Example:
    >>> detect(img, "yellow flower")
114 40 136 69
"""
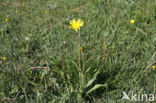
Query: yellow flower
102 56 105 61
15 10 18 14
22 3 25 6
2 57 6 60
5 18 8 22
80 46 83 52
152 65 156 70
45 10 49 14
130 19 135 24
69 19 84 32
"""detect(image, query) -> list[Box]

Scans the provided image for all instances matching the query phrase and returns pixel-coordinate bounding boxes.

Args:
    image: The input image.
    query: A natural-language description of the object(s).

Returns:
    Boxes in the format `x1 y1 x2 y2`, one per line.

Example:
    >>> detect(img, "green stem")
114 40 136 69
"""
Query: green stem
77 31 83 102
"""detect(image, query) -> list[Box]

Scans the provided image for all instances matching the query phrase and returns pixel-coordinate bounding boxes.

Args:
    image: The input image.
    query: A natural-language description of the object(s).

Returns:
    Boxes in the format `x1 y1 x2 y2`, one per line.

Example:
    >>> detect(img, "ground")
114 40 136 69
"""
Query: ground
0 0 156 102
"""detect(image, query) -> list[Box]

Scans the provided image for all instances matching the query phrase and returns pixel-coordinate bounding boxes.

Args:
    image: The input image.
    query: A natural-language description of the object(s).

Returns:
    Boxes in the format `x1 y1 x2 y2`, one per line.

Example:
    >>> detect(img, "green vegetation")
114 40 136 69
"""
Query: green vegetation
0 0 156 102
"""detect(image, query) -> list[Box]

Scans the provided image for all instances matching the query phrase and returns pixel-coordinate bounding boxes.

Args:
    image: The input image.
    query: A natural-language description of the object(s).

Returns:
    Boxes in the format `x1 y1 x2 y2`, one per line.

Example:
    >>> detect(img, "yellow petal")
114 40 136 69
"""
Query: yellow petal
77 19 84 26
152 66 156 69
130 20 135 24
5 18 8 22
75 28 78 32
2 57 6 60
69 19 76 25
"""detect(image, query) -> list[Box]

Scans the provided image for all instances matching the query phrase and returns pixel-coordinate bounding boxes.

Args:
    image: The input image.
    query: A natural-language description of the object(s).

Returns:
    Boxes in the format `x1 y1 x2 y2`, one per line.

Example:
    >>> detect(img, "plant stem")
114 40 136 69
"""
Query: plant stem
77 31 83 102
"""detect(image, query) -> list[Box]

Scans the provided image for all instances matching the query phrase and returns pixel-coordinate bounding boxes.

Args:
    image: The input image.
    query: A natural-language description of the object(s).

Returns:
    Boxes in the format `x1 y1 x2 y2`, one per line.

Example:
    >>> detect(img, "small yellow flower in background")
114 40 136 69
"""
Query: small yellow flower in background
45 10 49 14
5 18 8 22
102 56 105 61
69 19 84 32
2 57 6 60
80 46 83 52
130 19 135 24
15 10 18 14
152 65 156 70
22 3 25 6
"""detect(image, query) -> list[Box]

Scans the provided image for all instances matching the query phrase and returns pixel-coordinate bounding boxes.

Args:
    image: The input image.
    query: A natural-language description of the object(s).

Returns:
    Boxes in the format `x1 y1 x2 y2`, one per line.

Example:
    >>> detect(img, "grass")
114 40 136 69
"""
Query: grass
0 0 156 102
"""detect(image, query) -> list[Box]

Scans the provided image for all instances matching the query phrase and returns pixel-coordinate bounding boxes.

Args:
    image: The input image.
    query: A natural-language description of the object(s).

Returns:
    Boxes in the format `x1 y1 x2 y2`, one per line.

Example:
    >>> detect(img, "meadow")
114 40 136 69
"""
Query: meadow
0 0 156 102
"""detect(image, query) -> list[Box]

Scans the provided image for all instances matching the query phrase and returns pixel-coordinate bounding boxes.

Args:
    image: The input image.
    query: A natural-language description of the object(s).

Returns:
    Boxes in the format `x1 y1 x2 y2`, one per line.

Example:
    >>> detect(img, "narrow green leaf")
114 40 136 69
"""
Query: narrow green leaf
87 84 106 94
86 70 100 87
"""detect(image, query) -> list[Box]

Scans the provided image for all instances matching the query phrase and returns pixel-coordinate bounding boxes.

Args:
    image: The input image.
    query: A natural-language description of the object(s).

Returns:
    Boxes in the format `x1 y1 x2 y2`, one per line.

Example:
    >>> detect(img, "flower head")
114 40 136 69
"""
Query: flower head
15 10 18 14
2 57 6 60
102 56 105 61
80 46 83 52
5 18 8 22
69 19 84 32
152 65 156 70
45 10 49 14
130 19 135 24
